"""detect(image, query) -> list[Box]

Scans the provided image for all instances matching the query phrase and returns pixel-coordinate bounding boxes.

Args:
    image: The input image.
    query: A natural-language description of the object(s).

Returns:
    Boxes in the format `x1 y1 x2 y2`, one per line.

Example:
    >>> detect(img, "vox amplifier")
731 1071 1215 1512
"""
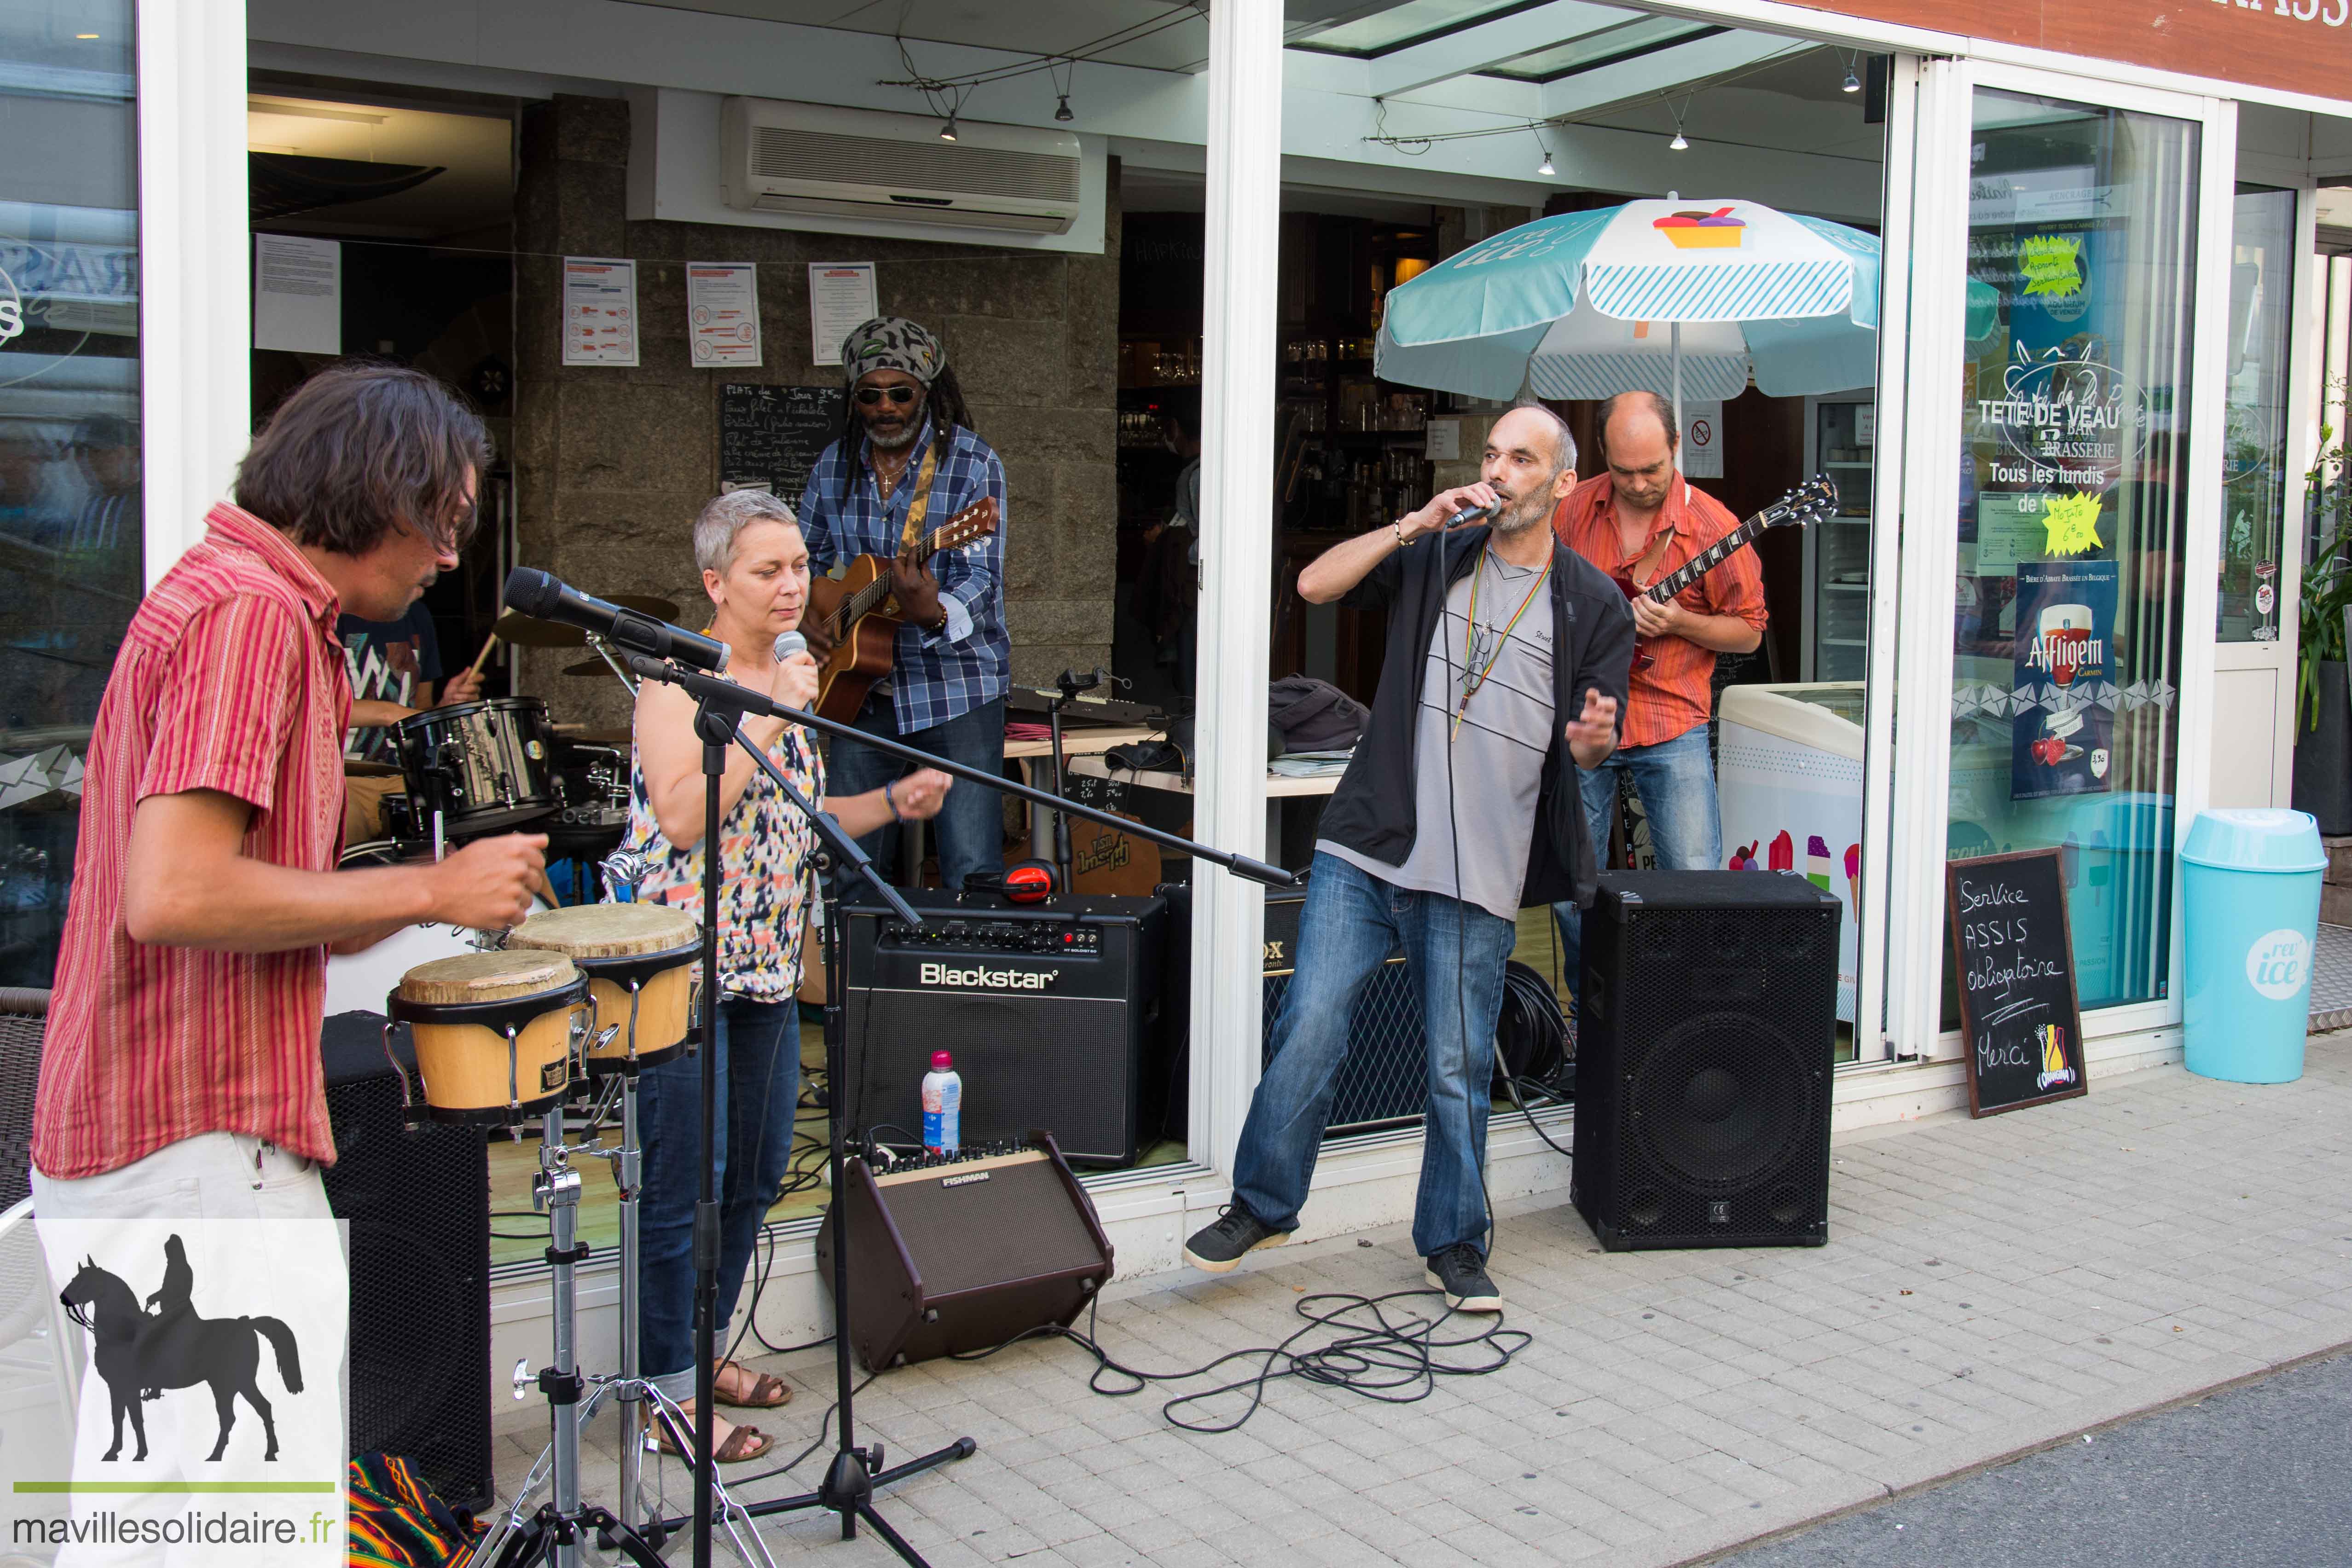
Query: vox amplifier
840 890 1165 1167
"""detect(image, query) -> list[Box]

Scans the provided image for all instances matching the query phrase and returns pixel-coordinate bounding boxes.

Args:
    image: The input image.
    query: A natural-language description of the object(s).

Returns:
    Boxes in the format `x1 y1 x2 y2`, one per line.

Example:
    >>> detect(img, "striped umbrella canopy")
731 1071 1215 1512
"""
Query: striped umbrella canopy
1374 198 1881 408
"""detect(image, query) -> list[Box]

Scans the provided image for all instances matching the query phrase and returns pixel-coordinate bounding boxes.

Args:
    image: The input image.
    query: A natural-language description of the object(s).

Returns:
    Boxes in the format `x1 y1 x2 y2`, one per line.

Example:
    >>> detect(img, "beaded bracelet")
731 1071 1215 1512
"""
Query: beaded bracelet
884 778 904 822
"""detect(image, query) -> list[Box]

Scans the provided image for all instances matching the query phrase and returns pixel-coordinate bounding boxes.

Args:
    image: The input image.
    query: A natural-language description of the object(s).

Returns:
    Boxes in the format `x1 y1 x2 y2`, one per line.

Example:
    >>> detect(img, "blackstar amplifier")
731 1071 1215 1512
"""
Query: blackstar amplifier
840 890 1165 1168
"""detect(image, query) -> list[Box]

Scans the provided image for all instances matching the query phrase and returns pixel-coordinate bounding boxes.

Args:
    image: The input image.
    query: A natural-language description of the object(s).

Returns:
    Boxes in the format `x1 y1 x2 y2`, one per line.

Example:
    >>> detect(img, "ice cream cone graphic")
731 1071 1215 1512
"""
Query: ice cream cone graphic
1843 843 1860 911
2035 1024 2075 1091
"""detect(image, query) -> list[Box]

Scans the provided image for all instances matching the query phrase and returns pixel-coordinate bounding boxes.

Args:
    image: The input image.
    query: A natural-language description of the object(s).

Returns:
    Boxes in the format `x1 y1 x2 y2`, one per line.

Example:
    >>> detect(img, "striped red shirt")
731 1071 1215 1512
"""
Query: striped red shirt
1553 472 1768 749
33 503 352 1180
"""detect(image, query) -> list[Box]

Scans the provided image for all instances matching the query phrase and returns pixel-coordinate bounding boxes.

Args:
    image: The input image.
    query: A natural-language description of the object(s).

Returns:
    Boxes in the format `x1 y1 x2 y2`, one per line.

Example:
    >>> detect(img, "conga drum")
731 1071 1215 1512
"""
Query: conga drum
388 950 587 1122
506 903 699 1076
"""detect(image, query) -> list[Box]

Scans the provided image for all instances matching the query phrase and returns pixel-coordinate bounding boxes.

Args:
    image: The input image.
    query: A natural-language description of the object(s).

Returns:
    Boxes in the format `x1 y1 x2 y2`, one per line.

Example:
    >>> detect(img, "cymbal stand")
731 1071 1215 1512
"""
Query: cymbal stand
585 633 639 696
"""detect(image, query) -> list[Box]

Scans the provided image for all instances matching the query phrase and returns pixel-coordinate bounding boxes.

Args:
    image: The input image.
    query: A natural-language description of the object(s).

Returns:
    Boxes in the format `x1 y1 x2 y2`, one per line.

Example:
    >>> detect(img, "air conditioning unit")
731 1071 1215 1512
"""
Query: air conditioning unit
720 98 1081 235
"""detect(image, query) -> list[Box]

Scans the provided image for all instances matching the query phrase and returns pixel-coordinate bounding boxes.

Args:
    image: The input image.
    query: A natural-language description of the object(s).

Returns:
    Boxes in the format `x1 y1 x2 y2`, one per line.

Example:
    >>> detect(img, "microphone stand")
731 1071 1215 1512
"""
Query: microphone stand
622 652 1292 1568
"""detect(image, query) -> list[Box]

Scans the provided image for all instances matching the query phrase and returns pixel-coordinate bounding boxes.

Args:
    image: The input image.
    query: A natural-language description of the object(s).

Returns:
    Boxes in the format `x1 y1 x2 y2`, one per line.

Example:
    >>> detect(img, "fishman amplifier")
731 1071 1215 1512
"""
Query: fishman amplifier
840 890 1165 1167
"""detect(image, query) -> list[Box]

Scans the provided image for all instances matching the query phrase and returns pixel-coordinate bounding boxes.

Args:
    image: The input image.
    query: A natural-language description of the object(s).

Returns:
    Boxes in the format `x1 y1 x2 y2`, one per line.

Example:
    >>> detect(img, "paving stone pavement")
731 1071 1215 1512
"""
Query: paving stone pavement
494 1033 2352 1567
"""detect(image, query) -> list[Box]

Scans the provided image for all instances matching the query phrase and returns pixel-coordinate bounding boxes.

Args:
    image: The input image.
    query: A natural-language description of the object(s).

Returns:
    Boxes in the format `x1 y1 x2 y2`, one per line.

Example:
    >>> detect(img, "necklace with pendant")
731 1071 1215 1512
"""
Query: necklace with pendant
1453 550 1550 741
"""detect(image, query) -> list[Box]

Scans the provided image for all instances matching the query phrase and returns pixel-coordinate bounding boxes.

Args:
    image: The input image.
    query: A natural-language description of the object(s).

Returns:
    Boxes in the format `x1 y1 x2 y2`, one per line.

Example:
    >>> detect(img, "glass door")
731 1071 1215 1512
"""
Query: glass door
1883 64 2232 1056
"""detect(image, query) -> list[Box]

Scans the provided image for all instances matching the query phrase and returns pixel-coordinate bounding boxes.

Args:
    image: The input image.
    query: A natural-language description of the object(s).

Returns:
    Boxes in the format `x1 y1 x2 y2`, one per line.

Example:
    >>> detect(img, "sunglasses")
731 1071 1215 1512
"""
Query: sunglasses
856 385 921 407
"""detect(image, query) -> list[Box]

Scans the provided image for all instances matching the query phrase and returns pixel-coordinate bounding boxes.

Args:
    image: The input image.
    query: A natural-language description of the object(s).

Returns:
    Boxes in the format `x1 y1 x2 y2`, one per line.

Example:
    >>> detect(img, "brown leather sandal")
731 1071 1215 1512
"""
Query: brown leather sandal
651 1408 775 1466
711 1358 793 1410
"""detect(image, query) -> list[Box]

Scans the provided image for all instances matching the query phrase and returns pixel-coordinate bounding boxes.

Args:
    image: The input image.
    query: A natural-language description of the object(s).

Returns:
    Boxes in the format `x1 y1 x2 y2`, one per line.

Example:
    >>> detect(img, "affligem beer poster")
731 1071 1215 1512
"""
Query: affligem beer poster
2011 557 2120 801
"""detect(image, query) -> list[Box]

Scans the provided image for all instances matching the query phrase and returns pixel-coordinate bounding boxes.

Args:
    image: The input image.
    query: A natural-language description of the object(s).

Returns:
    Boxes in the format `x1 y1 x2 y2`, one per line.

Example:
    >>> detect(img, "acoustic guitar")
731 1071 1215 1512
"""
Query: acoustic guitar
1617 476 1839 670
805 496 1000 723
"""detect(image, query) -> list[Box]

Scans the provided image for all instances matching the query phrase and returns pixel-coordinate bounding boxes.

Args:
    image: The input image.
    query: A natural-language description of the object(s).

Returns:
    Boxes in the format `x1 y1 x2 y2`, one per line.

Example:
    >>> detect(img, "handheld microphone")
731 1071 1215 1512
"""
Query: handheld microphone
503 568 730 674
1444 501 1499 528
773 630 806 664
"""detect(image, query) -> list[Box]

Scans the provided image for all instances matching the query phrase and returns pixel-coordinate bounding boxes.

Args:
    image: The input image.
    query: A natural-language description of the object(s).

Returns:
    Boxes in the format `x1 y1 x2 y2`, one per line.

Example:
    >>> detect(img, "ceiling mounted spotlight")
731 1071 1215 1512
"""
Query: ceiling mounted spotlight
1843 52 1862 93
1539 147 1555 177
1055 95 1074 122
1666 94 1692 152
1670 130 1689 151
938 116 959 141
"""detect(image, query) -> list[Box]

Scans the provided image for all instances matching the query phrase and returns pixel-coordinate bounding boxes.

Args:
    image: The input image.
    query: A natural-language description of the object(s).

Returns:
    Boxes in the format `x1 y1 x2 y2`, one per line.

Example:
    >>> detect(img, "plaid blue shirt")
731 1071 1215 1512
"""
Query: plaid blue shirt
798 416 1010 732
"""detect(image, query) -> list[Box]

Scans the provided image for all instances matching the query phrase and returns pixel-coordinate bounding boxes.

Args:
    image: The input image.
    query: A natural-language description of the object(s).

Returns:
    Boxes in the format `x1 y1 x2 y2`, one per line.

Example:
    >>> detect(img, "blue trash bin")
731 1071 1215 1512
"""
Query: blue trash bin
2181 808 2327 1083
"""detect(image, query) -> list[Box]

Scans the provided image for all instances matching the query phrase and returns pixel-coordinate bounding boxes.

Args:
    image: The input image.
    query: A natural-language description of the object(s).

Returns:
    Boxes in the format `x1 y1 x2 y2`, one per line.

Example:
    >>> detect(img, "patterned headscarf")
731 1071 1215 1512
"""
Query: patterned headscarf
840 316 947 387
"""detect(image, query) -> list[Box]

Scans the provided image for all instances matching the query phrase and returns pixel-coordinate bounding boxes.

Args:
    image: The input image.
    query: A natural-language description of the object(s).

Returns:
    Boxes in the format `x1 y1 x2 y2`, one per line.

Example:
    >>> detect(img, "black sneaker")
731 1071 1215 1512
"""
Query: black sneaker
1182 1204 1292 1273
1424 1243 1503 1312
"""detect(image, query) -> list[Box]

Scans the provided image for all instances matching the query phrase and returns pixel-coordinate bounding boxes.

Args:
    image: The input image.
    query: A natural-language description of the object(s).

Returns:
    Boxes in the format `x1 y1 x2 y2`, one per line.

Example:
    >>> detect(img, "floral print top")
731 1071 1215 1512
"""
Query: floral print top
624 718 823 999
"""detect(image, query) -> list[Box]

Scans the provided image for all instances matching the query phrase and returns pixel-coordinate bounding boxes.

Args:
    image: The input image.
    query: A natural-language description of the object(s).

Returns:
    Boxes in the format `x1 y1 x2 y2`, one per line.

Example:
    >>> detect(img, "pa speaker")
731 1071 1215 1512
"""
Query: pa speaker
813 1136 1114 1371
319 1013 492 1511
1571 872 1839 1251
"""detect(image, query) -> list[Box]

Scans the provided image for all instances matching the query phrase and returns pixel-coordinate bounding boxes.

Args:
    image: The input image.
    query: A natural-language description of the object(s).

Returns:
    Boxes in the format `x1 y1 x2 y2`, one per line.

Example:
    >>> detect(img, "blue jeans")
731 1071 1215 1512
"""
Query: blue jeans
1552 723 1722 1004
637 993 800 1398
1232 852 1518 1258
829 694 1006 891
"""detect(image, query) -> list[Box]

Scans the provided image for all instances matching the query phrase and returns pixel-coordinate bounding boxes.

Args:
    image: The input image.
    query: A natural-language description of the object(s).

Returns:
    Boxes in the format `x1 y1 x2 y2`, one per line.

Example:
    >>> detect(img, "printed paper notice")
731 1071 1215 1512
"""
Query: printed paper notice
686 261 762 368
809 261 877 366
563 257 639 367
253 234 340 354
1680 399 1724 479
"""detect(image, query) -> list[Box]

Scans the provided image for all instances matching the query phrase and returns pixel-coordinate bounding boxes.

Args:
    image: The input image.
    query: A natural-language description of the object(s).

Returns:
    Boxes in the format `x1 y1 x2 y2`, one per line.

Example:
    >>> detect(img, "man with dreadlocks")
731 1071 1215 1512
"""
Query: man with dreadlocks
799 315 1010 890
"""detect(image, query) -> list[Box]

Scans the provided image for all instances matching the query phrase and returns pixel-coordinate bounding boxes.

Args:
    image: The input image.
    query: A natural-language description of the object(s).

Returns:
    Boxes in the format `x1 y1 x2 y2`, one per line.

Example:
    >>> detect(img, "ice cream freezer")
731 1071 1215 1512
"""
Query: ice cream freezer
1717 683 1865 1021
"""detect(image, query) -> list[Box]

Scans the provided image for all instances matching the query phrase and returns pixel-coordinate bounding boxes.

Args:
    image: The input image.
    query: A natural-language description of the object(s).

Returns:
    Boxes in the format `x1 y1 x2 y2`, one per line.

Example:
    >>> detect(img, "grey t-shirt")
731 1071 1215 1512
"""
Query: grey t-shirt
1320 550 1557 920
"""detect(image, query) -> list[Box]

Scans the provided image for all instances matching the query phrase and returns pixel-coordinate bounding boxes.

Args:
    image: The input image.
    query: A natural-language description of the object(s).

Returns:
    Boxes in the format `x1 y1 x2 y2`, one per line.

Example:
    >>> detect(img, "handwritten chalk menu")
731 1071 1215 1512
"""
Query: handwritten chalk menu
718 384 842 503
1946 849 2088 1117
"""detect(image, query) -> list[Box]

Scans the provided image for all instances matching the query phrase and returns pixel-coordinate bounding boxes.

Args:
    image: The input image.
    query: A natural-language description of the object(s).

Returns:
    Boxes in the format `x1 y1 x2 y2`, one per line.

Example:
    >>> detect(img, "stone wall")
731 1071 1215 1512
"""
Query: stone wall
512 94 1118 728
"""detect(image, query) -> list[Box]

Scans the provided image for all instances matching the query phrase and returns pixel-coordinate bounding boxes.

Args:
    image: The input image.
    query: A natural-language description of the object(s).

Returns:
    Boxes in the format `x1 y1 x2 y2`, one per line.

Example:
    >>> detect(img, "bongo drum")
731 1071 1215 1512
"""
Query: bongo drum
506 903 699 1076
389 949 587 1123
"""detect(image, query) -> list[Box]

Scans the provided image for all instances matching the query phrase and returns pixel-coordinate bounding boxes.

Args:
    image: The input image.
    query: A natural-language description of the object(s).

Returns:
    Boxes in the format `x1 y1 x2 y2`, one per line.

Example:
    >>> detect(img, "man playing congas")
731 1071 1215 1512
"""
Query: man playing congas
625 488 950 1465
31 363 546 1223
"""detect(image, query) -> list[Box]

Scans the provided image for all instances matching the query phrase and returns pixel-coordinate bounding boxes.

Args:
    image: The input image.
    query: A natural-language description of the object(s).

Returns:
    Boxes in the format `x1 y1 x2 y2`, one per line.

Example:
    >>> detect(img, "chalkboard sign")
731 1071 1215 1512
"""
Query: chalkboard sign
1946 849 2089 1117
718 383 842 504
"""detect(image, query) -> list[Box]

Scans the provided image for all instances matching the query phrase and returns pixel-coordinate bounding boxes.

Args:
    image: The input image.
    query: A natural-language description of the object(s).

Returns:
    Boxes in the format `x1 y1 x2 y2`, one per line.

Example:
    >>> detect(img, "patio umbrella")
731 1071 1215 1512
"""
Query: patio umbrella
1373 197 1883 417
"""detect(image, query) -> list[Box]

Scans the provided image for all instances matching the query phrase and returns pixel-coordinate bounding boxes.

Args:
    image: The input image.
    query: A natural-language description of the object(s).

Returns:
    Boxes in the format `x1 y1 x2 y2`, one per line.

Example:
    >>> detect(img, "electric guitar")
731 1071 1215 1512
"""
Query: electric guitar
805 496 1000 723
1617 476 1839 670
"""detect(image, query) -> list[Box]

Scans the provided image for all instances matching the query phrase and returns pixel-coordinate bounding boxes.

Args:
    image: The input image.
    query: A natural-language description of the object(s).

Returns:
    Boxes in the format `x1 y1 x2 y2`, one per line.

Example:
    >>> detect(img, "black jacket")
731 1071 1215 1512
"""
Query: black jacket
1314 526 1636 910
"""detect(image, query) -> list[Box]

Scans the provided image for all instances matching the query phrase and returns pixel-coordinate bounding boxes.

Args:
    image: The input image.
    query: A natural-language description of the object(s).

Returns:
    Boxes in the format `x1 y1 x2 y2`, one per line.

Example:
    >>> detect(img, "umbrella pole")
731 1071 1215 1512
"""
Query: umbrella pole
1670 321 1682 450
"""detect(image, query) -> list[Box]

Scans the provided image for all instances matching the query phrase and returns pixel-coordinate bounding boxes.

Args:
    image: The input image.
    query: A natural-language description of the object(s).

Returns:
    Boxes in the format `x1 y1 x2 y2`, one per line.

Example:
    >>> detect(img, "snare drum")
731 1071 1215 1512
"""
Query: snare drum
396 697 561 839
389 949 587 1123
506 903 699 1075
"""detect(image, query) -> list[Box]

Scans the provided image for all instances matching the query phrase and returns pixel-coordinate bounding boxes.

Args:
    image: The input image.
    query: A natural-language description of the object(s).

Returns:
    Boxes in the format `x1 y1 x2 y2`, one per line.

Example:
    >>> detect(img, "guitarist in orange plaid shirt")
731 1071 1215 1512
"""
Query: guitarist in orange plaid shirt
1551 390 1768 1005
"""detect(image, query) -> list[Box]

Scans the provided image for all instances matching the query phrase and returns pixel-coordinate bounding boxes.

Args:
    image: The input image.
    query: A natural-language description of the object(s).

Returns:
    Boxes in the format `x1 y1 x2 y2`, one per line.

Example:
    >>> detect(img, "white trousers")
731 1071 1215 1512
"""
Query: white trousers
31 1132 332 1221
23 1134 344 1567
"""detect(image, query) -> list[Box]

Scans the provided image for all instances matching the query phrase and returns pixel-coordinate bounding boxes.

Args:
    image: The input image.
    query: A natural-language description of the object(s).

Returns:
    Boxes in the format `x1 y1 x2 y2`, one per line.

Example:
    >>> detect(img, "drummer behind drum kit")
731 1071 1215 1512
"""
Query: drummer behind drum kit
324 596 673 1019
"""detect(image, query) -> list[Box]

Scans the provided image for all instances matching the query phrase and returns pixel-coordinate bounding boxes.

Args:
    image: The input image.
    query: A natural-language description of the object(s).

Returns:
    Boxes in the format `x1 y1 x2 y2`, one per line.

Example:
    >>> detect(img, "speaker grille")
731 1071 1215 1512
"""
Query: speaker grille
847 991 1133 1161
1263 964 1425 1134
879 1159 1101 1298
322 1068 492 1510
1574 874 1838 1251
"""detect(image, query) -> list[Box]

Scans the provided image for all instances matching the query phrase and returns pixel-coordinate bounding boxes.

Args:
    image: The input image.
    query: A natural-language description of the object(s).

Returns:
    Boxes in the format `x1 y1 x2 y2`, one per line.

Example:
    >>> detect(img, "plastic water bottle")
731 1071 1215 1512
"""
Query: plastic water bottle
921 1050 962 1156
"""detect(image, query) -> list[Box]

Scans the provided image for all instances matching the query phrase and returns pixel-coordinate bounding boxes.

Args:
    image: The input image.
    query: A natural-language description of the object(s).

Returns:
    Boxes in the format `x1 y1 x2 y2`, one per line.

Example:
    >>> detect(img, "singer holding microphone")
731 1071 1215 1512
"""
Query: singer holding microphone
1182 404 1634 1312
623 488 950 1465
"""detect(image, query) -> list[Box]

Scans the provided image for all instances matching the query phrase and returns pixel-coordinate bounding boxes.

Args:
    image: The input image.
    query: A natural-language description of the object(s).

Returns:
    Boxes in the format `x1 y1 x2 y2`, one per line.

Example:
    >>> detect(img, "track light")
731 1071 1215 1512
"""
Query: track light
1055 95 1074 122
938 117 959 141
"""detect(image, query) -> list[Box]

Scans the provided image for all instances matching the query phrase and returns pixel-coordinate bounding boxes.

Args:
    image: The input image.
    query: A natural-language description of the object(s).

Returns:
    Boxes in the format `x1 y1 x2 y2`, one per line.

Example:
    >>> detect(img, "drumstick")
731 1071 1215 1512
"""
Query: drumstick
467 629 500 680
